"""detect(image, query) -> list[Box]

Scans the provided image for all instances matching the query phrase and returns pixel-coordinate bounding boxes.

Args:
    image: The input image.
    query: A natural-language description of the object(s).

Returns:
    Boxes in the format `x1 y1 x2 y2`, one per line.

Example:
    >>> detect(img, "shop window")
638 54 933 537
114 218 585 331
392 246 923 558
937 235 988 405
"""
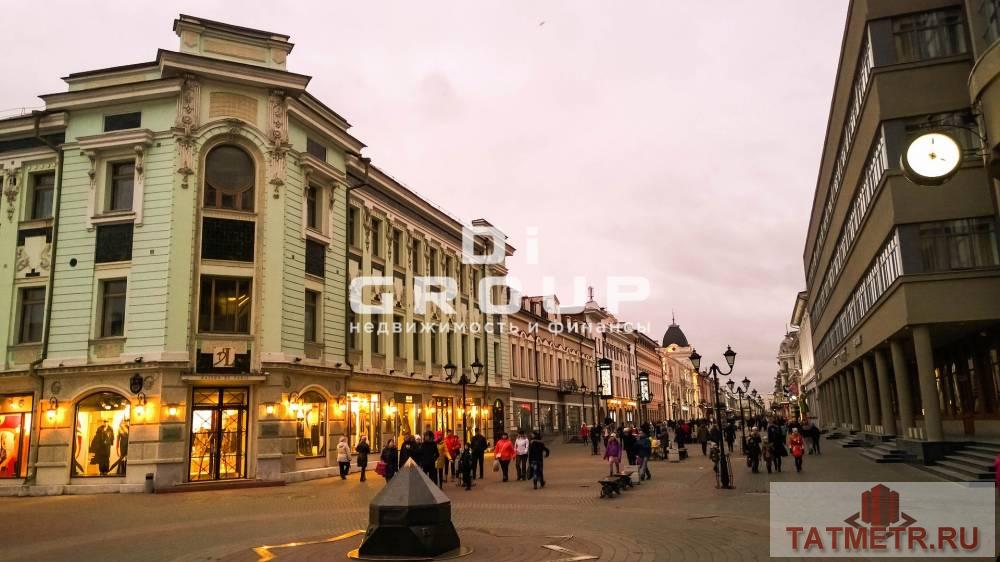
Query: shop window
391 395 421 442
29 173 54 220
198 276 252 334
95 223 134 263
0 395 33 478
71 392 130 477
17 287 45 344
106 161 134 212
892 8 968 63
430 396 453 434
347 392 381 452
201 217 255 262
296 391 327 458
305 239 325 277
99 279 127 338
304 290 319 343
204 145 255 212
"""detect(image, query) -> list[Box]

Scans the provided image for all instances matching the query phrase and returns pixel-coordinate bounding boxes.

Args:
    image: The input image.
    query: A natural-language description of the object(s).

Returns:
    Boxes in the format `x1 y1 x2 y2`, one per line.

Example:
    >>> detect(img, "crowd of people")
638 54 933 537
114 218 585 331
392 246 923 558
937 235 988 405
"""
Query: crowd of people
367 428 551 491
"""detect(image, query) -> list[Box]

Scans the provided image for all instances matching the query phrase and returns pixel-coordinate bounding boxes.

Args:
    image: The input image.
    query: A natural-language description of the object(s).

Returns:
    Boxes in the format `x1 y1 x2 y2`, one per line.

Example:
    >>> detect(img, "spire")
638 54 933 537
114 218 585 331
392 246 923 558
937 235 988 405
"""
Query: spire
588 285 595 302
672 310 676 325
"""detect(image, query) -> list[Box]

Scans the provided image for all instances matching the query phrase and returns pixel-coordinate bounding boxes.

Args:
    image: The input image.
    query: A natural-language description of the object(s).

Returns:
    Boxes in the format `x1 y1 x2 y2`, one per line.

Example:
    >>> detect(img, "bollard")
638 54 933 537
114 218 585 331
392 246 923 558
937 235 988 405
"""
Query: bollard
144 473 154 494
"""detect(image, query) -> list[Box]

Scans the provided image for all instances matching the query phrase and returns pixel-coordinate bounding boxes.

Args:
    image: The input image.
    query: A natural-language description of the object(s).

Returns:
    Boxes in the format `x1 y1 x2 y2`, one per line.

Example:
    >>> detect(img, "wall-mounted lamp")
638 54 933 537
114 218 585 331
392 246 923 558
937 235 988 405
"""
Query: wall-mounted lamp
135 392 147 417
288 391 300 412
167 404 179 418
265 403 276 415
47 397 58 422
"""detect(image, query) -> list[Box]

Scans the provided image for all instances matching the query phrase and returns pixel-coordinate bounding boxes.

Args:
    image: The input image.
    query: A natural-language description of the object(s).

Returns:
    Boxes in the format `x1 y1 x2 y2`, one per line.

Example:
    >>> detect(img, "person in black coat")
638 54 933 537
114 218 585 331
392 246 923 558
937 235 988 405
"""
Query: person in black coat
399 435 419 468
418 431 439 484
589 424 601 455
621 429 637 466
528 431 550 489
469 429 488 480
766 422 786 472
457 444 474 490
724 422 737 453
380 439 398 482
355 436 371 482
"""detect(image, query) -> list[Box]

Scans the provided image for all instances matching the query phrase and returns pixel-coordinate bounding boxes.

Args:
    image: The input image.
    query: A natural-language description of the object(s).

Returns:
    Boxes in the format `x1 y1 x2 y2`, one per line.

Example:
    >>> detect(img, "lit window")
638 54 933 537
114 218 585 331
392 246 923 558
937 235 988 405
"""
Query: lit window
296 391 328 458
71 392 130 477
198 277 252 333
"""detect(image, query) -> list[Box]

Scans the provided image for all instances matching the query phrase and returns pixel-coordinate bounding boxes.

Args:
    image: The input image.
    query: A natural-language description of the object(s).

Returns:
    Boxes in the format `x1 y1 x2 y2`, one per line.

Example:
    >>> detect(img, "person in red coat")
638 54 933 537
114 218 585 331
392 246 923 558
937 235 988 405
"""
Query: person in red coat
494 433 516 482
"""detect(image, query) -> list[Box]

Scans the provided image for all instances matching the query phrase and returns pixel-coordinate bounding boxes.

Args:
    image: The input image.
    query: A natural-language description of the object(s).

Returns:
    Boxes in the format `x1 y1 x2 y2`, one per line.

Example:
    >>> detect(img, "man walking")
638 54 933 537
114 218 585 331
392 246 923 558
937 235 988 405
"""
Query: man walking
470 429 488 480
528 431 550 489
590 423 601 455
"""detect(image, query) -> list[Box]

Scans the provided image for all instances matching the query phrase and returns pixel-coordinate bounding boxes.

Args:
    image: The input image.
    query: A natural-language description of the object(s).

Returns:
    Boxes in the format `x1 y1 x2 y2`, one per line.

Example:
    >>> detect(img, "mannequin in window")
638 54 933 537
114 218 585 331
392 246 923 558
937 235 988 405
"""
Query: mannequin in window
90 419 115 476
113 420 129 475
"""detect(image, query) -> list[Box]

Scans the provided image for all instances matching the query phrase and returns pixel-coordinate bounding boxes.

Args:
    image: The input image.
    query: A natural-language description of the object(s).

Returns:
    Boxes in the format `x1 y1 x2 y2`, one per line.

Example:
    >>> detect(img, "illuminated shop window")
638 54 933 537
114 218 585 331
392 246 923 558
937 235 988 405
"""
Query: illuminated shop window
348 392 381 452
295 391 327 459
0 395 33 478
72 392 130 477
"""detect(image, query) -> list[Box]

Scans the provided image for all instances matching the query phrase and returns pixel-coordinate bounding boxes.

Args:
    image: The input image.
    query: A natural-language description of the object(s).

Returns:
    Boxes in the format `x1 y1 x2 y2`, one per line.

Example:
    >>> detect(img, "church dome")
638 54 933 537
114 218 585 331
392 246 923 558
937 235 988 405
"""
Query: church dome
662 322 689 348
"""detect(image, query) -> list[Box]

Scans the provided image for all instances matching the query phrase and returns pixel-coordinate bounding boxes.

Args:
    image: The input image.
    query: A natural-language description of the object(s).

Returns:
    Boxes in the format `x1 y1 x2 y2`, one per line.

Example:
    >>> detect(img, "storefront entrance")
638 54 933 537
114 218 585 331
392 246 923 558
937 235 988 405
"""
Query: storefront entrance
492 399 505 443
431 397 454 434
189 388 248 482
0 395 32 478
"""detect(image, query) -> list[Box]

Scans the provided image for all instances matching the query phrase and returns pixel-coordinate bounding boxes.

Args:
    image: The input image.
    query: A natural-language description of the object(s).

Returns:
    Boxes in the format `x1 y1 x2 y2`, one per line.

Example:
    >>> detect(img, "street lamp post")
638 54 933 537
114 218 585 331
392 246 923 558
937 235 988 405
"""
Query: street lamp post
445 359 482 443
689 346 737 490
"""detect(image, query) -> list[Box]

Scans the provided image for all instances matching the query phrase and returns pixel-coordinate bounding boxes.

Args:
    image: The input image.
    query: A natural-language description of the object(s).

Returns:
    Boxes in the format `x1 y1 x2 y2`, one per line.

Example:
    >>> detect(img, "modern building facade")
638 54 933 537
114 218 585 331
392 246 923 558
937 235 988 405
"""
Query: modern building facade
0 15 512 493
807 1 1000 463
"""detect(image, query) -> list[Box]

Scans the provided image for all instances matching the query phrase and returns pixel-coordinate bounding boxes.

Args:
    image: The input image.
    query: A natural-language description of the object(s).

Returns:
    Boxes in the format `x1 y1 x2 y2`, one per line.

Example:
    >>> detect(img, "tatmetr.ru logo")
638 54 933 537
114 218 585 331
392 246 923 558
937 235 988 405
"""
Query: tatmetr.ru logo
770 482 994 557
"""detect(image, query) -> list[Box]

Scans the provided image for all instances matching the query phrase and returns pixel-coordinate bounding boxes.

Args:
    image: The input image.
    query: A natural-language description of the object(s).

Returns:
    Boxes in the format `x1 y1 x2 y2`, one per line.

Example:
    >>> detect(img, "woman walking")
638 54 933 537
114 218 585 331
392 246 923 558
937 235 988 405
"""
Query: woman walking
355 435 371 482
435 432 448 487
494 432 515 482
336 436 351 480
380 438 398 482
790 428 806 472
514 431 530 481
636 430 652 481
604 434 622 476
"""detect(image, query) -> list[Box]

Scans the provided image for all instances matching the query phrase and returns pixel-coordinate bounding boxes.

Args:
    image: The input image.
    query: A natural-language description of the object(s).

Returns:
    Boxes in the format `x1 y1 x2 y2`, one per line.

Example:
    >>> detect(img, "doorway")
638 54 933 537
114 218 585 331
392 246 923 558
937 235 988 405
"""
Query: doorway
189 388 248 482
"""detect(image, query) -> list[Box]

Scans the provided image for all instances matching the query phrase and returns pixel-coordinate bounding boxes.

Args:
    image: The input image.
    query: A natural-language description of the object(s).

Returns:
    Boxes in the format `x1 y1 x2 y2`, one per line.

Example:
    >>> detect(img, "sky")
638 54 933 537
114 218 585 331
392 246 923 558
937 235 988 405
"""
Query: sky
0 1 848 393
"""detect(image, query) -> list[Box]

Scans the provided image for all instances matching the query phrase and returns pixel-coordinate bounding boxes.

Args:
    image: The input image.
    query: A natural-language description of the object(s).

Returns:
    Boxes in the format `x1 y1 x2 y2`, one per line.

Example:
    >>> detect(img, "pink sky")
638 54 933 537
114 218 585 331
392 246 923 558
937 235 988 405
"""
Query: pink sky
0 1 848 392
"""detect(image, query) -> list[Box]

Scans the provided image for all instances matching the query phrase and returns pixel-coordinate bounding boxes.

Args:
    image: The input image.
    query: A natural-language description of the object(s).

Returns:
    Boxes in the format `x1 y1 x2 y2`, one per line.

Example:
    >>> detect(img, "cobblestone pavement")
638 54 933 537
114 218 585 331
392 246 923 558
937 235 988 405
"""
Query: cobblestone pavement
0 438 950 562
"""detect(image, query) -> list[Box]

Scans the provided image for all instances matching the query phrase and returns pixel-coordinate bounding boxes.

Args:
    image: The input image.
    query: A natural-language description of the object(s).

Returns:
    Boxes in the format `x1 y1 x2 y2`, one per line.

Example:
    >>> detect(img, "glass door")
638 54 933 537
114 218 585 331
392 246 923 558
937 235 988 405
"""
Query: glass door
189 388 248 482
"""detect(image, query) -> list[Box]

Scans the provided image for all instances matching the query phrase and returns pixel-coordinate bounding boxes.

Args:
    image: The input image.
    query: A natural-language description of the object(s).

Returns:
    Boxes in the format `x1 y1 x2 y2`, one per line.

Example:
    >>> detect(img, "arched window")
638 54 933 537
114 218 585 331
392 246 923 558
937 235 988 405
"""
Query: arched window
295 391 328 459
72 392 130 477
204 145 255 211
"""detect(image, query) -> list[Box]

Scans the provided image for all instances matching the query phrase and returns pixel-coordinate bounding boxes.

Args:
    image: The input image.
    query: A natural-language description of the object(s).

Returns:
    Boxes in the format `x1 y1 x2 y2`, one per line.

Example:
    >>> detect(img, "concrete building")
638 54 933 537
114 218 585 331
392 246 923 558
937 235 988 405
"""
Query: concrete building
807 1 1000 471
0 15 512 493
632 330 666 423
658 319 702 421
791 292 819 424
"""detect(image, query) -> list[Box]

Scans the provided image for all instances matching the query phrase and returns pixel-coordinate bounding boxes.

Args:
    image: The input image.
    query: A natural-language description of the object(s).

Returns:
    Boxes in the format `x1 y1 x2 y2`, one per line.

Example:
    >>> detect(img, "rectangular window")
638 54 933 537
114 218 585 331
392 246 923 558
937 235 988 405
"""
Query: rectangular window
371 218 383 258
429 248 438 276
30 173 54 220
95 223 134 263
347 207 358 247
100 279 127 338
304 290 319 343
981 0 1000 45
347 309 358 351
918 218 1000 271
413 321 423 361
412 240 423 274
444 255 453 279
306 137 327 161
392 229 402 267
103 112 141 132
431 328 440 364
108 161 134 212
393 314 404 358
306 186 318 230
893 8 968 63
17 287 45 344
305 239 325 277
198 277 252 334
371 313 383 354
447 331 454 363
494 342 500 374
461 334 468 369
201 217 255 262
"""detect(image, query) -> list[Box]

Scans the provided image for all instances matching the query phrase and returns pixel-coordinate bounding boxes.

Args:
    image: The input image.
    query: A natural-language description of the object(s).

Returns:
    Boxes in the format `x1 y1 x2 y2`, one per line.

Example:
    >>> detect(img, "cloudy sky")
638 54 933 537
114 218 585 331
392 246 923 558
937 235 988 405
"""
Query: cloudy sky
0 1 848 392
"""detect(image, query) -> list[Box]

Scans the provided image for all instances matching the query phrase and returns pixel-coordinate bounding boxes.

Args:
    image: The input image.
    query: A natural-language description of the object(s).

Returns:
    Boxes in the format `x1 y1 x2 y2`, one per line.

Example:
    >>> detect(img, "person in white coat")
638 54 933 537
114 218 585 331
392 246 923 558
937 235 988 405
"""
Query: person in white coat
514 431 530 481
337 436 351 480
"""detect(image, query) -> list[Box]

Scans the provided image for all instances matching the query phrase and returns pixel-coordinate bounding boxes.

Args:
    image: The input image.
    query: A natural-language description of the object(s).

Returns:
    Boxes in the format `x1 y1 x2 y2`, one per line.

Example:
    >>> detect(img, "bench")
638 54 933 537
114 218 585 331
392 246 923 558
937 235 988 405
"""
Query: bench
598 477 621 498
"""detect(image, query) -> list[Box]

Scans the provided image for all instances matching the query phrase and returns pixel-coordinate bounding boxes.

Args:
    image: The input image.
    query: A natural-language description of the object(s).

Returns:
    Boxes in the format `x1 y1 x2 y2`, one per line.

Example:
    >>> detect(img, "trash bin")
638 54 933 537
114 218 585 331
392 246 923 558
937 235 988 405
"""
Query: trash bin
144 473 154 494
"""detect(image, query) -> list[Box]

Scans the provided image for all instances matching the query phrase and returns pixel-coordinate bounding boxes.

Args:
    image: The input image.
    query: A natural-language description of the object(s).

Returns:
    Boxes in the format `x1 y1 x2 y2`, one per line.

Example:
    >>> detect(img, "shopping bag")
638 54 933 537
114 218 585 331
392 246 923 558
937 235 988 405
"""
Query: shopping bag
492 459 500 472
375 461 386 476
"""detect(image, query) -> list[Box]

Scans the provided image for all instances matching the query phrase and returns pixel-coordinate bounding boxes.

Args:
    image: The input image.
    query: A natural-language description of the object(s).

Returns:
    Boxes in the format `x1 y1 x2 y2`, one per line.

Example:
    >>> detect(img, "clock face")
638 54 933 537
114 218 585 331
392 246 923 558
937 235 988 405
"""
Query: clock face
904 132 962 182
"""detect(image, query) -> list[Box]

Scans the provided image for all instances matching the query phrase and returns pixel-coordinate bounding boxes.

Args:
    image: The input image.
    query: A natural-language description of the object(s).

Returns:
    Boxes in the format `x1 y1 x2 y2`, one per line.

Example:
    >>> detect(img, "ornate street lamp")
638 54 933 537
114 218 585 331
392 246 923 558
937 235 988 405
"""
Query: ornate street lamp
446 360 481 443
689 346 737 489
